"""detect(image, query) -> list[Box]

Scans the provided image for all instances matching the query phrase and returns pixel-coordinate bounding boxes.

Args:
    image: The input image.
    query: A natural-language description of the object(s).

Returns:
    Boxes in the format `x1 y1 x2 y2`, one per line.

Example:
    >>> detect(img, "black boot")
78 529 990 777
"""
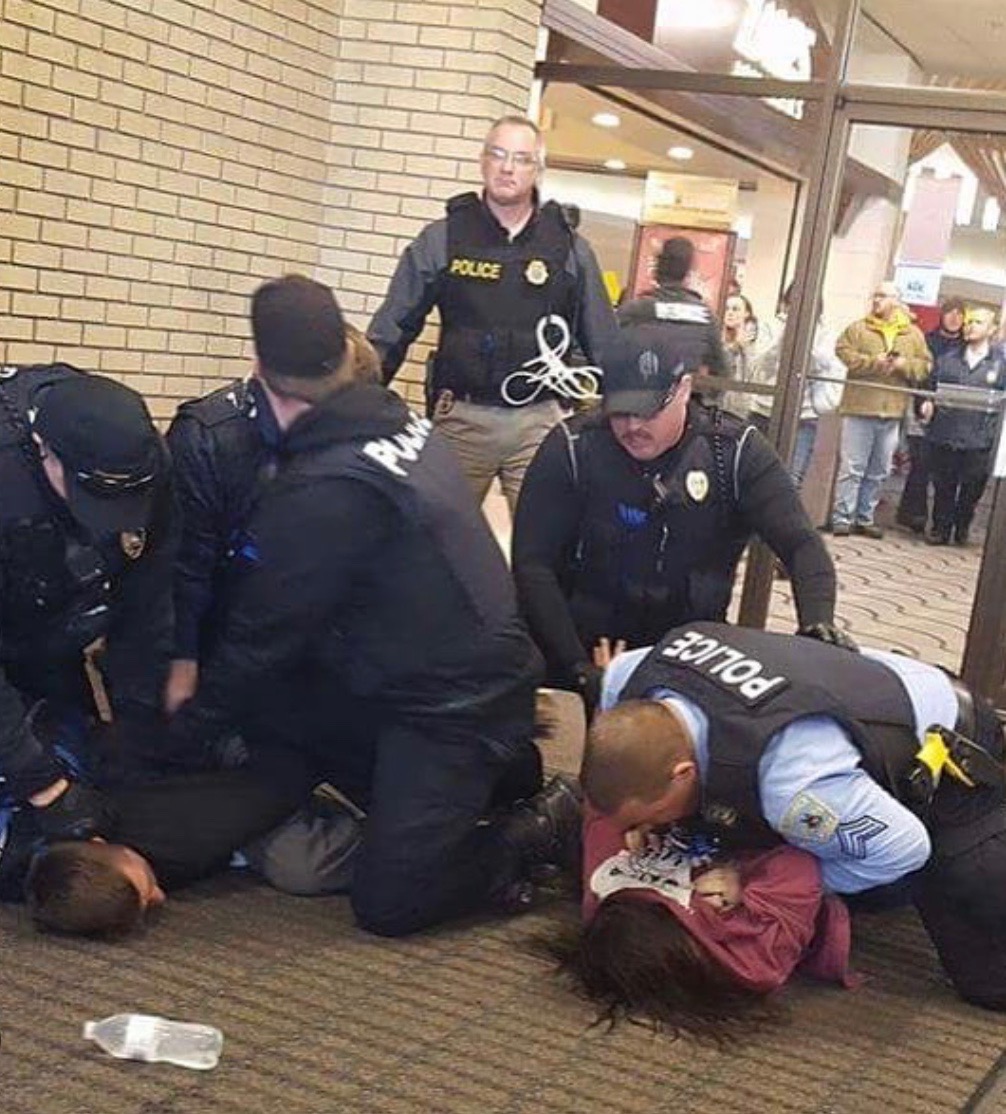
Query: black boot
497 774 583 879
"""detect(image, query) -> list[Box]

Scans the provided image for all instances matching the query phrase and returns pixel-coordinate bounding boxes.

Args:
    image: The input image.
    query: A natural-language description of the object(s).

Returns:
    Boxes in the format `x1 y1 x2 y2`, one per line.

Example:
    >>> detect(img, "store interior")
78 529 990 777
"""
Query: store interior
537 1 1006 335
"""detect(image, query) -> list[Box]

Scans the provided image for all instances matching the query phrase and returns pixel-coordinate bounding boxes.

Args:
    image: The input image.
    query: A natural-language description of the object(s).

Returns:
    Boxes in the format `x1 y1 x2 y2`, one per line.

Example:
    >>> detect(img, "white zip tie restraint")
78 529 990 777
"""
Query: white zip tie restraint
500 315 602 405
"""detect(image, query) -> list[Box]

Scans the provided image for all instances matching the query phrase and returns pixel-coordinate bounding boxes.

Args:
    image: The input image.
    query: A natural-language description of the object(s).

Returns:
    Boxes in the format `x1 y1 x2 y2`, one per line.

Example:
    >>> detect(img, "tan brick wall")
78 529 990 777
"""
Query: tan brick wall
1 0 343 421
1 0 543 420
319 0 542 409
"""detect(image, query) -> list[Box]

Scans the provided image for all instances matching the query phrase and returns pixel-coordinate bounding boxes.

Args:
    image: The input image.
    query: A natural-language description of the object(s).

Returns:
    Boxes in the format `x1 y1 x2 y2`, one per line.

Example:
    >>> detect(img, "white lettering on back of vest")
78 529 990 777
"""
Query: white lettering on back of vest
654 302 711 325
661 628 788 705
362 414 433 478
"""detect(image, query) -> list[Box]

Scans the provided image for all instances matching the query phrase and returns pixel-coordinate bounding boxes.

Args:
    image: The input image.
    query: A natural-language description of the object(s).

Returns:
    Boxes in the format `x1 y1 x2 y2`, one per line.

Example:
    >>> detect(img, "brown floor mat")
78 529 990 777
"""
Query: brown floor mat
2 877 1005 1113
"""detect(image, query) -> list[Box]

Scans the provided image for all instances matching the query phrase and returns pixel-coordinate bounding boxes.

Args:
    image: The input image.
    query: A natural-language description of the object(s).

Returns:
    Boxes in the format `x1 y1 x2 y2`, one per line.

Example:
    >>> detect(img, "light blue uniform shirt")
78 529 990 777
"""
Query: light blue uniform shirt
601 646 953 893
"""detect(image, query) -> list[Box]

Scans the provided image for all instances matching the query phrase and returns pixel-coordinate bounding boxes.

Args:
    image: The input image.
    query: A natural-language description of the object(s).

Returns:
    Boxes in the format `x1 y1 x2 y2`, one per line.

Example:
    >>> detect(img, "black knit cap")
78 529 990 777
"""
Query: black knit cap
251 274 348 380
32 375 161 536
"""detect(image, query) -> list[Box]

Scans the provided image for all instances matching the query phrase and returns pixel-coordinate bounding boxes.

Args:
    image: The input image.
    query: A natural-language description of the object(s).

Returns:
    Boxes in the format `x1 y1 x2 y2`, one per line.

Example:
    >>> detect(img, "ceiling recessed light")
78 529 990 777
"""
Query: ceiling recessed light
592 112 621 128
604 158 627 171
668 145 695 160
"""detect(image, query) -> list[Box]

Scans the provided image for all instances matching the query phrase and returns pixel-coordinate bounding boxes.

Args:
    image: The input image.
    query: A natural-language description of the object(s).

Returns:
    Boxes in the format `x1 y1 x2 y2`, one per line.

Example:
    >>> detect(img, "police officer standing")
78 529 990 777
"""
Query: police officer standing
617 235 728 378
512 331 845 709
164 275 578 937
0 364 173 837
367 114 617 512
585 620 1006 1011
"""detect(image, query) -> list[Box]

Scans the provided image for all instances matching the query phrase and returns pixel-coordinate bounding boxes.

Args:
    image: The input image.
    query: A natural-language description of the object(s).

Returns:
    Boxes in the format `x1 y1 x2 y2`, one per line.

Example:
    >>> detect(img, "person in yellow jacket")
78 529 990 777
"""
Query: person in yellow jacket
830 282 931 537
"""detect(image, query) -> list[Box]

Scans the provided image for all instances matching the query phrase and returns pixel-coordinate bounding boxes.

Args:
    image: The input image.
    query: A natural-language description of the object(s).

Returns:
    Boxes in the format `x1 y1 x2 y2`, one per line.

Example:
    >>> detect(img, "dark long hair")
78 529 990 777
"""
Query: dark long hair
545 895 782 1045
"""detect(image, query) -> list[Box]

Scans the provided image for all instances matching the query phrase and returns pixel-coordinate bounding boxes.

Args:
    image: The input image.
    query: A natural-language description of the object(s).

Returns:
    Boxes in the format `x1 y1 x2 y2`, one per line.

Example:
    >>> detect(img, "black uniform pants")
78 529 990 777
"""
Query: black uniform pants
349 715 541 937
929 443 991 540
911 694 1006 1009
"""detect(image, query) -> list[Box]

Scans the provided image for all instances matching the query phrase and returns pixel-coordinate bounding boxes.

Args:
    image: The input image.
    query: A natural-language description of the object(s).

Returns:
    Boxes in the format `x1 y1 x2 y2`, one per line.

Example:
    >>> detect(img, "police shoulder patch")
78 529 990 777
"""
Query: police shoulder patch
778 791 839 845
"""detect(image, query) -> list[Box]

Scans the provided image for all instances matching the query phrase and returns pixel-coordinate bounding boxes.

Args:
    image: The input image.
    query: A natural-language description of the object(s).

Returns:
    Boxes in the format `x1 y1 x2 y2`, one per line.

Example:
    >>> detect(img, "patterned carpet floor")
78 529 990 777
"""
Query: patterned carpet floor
2 875 1005 1113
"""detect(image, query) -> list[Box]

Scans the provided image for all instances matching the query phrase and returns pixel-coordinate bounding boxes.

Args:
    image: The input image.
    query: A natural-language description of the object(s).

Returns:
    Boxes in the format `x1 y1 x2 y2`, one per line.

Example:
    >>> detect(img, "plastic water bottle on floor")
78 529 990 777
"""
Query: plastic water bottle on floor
83 1014 223 1070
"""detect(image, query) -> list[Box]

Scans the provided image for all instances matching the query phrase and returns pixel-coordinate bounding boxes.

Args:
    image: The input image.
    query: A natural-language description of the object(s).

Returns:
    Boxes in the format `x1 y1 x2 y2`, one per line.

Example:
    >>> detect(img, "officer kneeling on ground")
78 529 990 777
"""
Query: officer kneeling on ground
512 330 847 712
584 620 1006 1010
0 364 173 839
164 320 378 724
163 328 385 887
162 274 579 937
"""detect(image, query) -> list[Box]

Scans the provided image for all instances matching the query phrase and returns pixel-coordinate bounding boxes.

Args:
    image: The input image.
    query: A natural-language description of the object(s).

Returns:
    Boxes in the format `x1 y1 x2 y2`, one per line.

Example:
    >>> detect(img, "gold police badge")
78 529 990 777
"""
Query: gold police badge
120 529 147 560
525 259 549 286
685 469 709 503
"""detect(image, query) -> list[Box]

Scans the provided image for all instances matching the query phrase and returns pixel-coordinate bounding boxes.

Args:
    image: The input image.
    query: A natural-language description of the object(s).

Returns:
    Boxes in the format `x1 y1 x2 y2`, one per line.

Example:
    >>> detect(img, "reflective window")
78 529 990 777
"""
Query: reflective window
566 0 844 85
853 2 1006 90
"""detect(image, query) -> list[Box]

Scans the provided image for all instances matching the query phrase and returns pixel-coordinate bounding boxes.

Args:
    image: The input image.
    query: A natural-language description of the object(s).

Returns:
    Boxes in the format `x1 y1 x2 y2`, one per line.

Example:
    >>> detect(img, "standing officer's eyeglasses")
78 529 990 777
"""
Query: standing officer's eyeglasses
483 145 539 169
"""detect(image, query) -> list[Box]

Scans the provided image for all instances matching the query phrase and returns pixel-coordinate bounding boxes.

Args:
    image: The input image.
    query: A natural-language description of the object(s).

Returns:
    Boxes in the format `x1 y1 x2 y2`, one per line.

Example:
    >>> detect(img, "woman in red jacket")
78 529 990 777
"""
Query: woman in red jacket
551 812 857 1042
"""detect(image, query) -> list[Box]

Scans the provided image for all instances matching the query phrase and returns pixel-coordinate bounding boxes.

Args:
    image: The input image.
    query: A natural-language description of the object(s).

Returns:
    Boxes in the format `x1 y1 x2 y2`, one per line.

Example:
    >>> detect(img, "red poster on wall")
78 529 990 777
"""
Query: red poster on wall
629 224 737 313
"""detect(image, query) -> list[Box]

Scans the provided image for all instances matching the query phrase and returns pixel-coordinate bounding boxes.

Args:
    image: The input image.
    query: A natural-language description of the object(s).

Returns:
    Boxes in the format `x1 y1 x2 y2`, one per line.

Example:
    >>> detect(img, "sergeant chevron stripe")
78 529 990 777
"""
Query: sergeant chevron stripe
837 815 888 859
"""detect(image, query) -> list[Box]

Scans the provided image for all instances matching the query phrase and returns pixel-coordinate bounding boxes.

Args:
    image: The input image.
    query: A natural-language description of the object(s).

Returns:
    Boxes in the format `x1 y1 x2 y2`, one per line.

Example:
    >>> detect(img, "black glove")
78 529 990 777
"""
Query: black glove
572 662 604 720
158 708 239 773
798 622 859 653
32 779 115 842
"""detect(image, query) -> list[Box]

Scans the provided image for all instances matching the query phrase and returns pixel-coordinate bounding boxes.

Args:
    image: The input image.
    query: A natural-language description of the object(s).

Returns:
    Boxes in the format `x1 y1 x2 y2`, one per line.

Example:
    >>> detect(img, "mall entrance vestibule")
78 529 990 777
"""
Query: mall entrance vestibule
535 0 1006 703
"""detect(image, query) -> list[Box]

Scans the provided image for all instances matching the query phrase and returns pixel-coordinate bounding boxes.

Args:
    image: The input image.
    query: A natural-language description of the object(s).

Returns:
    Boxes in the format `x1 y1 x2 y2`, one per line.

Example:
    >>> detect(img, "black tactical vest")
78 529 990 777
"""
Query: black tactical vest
433 193 579 403
289 402 540 720
621 621 919 844
562 404 751 650
0 364 127 662
169 379 278 654
172 379 274 540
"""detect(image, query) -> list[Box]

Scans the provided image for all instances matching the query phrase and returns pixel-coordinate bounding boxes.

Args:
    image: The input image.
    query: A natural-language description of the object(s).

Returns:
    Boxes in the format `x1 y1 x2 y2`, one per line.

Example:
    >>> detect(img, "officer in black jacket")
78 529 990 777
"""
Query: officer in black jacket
165 275 579 937
0 365 173 837
617 235 728 377
163 324 380 721
512 329 845 711
584 620 1006 1010
367 115 617 512
164 326 386 809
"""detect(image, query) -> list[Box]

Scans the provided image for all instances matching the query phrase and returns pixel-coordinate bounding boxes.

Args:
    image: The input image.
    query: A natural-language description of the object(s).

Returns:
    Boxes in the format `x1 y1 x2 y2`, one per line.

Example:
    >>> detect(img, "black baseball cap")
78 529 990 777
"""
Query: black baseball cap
251 274 347 382
602 330 688 418
32 375 161 536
